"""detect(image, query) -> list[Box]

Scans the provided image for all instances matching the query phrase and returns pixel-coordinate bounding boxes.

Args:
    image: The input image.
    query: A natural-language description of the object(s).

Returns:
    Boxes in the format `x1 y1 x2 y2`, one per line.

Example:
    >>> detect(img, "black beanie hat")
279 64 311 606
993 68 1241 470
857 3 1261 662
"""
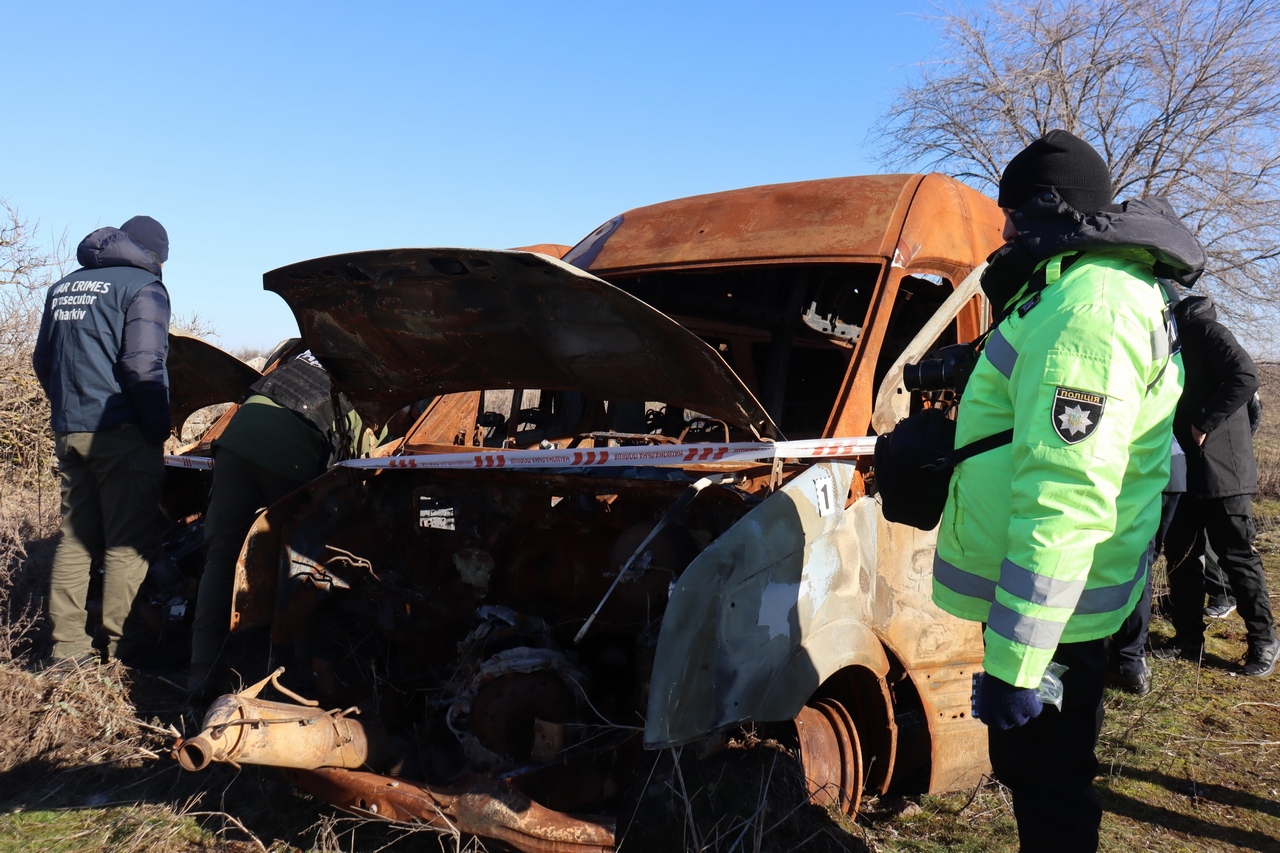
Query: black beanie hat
997 130 1113 215
120 215 169 264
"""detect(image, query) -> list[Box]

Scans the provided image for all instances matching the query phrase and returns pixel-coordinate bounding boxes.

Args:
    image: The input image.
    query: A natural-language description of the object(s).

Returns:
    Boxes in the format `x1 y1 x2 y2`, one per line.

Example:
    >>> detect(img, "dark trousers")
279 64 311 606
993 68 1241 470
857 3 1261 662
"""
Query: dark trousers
1112 491 1180 674
1164 494 1276 650
988 638 1108 853
190 448 305 668
1203 541 1234 607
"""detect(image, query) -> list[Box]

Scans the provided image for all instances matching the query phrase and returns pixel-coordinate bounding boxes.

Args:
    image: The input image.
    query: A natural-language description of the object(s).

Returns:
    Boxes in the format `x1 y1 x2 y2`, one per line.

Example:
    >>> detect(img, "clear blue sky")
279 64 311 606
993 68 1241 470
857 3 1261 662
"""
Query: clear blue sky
4 1 967 350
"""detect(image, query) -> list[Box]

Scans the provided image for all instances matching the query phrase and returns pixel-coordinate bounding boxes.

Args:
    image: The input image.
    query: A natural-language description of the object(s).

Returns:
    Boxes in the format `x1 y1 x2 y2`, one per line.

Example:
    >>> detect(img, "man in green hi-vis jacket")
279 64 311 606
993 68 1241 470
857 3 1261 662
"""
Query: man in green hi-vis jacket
931 130 1205 853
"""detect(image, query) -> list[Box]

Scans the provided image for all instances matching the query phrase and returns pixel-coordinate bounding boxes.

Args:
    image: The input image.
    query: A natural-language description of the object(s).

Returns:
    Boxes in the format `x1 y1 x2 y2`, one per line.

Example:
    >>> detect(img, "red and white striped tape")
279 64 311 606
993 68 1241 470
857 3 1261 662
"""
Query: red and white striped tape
164 436 877 472
163 454 215 470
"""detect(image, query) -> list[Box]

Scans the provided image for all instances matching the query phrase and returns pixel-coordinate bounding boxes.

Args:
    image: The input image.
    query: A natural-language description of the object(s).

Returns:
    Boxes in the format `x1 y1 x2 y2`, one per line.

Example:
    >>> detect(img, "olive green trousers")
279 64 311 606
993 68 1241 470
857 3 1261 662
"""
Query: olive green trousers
49 423 162 660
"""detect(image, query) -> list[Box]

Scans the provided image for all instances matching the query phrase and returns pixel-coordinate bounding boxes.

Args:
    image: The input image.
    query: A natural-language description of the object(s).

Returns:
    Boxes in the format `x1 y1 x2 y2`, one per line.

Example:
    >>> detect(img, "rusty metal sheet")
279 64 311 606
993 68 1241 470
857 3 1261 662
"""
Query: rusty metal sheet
229 469 359 633
909 660 990 793
283 767 616 853
511 243 572 259
565 175 921 274
895 173 1006 280
263 248 779 438
867 513 984 672
867 509 989 792
167 332 261 434
645 461 891 746
402 390 482 450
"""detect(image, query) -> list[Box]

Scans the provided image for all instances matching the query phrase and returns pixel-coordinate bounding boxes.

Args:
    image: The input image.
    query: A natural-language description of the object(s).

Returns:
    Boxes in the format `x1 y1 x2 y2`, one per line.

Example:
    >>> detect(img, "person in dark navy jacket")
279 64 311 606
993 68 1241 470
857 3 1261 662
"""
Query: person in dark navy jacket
32 216 171 666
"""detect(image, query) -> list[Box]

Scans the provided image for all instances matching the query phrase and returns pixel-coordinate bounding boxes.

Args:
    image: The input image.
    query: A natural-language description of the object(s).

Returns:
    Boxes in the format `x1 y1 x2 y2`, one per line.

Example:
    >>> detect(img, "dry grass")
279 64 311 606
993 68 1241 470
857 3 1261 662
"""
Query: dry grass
1256 363 1280 501
0 659 168 774
0 355 55 491
617 737 865 852
0 427 57 666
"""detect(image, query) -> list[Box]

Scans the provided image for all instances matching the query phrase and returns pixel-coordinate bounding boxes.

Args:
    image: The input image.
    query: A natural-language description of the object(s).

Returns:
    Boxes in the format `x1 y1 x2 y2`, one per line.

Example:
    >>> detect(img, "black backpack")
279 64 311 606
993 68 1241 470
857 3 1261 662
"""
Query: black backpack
873 408 1012 530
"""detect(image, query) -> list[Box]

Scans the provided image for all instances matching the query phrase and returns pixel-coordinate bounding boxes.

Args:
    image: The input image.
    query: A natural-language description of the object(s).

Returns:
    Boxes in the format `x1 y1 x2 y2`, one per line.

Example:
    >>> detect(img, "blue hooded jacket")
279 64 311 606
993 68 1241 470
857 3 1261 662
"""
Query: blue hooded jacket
32 227 171 441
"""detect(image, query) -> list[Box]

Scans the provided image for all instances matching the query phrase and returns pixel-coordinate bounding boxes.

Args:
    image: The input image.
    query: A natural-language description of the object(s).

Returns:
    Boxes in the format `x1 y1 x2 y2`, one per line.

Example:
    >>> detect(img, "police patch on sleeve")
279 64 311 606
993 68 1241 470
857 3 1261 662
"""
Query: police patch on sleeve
1052 387 1106 444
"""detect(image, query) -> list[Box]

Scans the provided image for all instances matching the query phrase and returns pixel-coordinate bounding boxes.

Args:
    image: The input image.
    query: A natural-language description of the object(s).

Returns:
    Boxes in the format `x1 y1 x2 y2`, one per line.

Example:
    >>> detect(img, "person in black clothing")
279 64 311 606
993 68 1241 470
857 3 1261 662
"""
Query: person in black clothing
1108 437 1186 695
1154 296 1278 677
1203 391 1263 618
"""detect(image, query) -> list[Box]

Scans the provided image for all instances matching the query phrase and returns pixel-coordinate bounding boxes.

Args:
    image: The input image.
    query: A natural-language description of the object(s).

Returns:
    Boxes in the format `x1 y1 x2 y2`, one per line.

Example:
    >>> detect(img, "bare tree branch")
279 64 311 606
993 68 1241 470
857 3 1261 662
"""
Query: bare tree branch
0 201 70 485
875 0 1280 356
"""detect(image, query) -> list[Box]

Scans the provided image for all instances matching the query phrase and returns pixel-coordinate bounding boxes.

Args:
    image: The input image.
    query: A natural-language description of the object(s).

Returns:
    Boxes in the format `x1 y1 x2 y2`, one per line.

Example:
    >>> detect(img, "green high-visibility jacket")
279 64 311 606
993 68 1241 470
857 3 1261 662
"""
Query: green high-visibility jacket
932 249 1182 689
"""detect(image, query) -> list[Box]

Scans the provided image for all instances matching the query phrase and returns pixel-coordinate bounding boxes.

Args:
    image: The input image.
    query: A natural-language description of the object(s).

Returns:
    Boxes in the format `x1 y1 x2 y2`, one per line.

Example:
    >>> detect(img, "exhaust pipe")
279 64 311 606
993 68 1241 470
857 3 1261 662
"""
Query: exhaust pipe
173 668 390 773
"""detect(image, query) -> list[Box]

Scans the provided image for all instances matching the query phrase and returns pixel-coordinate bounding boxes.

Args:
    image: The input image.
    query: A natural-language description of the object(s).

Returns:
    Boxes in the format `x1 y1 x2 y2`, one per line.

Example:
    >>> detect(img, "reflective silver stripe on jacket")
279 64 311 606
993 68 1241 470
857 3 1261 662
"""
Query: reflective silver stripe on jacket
937 553 1145 617
933 554 997 600
1074 552 1149 615
987 600 1067 650
999 558 1085 609
985 328 1018 379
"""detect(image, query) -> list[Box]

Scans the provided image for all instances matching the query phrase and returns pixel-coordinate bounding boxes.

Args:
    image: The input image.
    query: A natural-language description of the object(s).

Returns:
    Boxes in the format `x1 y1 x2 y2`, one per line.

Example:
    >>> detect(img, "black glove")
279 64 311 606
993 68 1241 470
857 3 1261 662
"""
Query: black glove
975 672 1043 730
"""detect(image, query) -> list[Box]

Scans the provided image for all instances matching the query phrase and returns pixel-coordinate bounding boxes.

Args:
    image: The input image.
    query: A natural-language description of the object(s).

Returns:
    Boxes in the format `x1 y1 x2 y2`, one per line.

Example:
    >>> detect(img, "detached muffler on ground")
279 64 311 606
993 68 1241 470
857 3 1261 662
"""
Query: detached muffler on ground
174 669 618 852
173 667 390 773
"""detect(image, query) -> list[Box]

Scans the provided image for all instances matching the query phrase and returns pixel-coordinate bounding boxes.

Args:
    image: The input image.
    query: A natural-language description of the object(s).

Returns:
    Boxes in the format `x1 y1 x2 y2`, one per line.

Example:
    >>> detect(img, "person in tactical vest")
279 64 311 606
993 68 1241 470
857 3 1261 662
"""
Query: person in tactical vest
33 216 172 667
187 345 356 699
931 131 1204 852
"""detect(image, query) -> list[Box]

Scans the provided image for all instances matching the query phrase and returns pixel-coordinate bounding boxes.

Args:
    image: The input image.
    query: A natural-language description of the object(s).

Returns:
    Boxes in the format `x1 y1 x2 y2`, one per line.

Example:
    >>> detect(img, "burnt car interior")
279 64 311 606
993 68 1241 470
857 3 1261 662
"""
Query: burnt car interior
469 388 756 448
605 264 875 438
876 273 961 392
258 466 758 816
427 265 962 452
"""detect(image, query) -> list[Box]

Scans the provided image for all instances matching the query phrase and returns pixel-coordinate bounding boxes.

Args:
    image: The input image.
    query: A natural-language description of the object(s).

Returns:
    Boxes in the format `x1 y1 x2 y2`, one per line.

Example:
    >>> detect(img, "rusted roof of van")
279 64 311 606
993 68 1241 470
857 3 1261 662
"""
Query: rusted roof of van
565 174 927 273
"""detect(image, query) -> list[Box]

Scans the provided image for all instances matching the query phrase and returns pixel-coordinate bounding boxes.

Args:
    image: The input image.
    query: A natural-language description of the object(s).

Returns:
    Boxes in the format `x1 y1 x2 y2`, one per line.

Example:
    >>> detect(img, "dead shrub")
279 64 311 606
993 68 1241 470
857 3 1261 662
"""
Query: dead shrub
0 202 65 662
0 503 56 664
0 385 58 665
0 659 168 776
1255 363 1280 500
0 356 54 486
181 402 233 444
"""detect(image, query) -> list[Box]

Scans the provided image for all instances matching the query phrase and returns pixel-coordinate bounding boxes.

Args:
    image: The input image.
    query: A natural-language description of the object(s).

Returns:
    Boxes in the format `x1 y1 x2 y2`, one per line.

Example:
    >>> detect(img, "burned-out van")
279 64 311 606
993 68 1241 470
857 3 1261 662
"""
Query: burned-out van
171 174 1004 852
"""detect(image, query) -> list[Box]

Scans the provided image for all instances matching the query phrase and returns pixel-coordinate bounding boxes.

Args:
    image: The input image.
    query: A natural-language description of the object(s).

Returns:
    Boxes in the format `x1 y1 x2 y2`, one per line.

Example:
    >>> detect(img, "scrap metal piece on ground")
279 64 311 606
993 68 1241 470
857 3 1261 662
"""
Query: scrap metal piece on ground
283 767 616 853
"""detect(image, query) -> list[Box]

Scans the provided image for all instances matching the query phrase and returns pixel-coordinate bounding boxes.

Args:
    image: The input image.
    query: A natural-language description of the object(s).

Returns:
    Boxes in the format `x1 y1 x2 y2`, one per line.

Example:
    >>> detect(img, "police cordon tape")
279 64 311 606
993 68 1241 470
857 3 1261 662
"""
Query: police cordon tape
163 436 878 472
163 455 215 470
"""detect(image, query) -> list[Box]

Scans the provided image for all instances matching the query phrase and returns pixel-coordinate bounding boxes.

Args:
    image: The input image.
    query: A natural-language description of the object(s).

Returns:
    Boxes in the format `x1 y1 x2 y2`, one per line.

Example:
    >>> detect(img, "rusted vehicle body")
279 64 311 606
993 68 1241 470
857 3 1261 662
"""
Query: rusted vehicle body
173 174 1004 852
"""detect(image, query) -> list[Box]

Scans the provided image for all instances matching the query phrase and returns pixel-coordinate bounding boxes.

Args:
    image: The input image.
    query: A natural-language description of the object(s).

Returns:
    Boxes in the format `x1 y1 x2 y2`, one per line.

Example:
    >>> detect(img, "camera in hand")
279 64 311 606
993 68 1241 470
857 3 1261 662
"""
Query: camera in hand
903 342 979 393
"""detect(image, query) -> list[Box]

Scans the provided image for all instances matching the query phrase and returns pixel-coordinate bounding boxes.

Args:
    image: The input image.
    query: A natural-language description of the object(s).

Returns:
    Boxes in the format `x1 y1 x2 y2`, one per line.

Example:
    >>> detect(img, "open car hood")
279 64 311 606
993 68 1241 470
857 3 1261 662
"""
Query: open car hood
263 248 780 438
167 332 262 432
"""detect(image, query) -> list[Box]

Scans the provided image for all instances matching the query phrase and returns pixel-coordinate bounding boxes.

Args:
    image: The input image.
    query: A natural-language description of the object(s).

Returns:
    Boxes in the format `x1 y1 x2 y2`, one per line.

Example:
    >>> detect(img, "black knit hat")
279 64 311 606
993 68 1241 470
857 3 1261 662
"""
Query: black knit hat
120 215 169 264
997 130 1113 215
